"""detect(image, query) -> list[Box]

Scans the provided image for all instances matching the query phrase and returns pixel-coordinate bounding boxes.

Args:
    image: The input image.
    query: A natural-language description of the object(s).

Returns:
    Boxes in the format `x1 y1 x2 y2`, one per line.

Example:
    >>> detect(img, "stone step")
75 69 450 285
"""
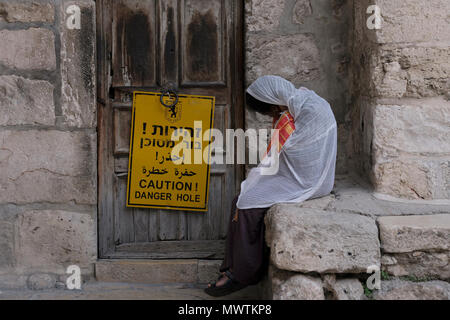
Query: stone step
95 259 266 299
95 259 221 284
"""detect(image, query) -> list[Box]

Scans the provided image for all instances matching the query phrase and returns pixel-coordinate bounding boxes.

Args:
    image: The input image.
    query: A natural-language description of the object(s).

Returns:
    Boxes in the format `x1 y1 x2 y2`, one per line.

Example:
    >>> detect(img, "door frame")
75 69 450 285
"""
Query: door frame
95 0 245 259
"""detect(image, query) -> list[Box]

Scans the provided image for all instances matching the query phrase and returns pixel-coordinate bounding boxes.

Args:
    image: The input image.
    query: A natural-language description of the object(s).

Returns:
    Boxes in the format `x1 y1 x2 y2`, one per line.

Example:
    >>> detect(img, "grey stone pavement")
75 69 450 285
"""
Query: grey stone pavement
0 281 263 300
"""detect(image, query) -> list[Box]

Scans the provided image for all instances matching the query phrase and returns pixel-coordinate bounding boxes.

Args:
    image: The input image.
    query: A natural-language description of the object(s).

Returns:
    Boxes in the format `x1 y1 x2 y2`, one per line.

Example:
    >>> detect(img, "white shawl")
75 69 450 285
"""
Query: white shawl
236 75 337 209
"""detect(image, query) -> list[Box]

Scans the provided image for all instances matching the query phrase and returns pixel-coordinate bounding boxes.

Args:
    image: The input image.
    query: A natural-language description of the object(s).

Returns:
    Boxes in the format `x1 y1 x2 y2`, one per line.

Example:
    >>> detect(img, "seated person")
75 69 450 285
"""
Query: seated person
205 75 337 297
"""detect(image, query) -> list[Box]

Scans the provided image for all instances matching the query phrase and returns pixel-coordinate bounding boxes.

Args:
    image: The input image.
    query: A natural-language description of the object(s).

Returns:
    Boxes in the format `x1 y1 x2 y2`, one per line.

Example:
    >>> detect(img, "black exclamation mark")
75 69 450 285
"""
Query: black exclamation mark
143 122 147 135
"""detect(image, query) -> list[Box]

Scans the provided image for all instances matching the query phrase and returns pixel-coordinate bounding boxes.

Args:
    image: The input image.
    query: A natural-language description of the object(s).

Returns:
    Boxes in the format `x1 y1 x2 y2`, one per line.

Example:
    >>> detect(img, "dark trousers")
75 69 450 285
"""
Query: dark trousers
220 195 270 286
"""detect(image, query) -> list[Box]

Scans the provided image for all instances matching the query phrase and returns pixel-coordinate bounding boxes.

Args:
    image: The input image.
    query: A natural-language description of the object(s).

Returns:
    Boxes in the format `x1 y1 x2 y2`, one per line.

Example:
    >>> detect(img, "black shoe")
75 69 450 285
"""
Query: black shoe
204 270 247 297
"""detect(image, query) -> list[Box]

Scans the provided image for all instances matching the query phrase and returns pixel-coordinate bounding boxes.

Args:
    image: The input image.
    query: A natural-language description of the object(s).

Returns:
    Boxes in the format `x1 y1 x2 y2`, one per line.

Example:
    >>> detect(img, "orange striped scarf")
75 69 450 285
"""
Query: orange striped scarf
234 112 295 222
266 111 296 154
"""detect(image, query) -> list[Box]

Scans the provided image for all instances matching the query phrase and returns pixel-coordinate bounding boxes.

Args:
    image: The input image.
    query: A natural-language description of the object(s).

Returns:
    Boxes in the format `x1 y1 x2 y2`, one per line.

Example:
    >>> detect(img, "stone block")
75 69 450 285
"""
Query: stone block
246 33 321 86
27 273 57 290
366 47 450 100
17 210 96 273
0 75 55 126
271 267 324 300
378 214 450 253
323 275 365 300
372 98 450 156
265 206 380 273
0 274 28 290
0 130 96 205
371 97 450 199
245 0 285 32
60 1 96 128
95 260 198 284
373 158 450 200
372 0 450 44
292 0 312 24
197 260 221 284
373 62 407 98
333 279 364 300
377 47 450 98
373 279 450 300
0 212 16 269
0 28 56 70
382 251 450 281
0 1 54 23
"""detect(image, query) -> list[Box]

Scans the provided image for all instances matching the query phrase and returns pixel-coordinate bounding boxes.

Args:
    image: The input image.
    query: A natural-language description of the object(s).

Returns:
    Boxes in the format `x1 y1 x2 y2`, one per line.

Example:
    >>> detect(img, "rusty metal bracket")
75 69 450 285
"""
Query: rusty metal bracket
160 89 179 109
160 82 179 109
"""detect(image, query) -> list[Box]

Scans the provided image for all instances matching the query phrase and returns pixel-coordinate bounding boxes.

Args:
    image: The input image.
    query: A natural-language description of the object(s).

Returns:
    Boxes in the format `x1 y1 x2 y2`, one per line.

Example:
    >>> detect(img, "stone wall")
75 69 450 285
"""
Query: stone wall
0 0 357 290
350 0 450 200
0 0 448 296
265 202 450 300
244 0 353 173
0 0 97 289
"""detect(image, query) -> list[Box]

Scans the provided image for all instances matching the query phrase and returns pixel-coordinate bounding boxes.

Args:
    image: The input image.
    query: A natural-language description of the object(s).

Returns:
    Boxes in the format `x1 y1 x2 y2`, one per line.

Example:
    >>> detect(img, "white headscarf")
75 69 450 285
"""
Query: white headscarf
236 75 337 209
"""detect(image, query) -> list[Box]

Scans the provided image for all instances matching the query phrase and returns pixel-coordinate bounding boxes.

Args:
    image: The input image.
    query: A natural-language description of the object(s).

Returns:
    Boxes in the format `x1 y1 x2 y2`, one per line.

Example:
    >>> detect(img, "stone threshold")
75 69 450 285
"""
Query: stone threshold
95 259 222 285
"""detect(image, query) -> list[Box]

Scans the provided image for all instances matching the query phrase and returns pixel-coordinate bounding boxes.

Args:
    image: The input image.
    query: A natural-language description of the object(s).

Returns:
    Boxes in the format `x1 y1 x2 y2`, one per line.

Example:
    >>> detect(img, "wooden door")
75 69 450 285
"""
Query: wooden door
97 0 244 259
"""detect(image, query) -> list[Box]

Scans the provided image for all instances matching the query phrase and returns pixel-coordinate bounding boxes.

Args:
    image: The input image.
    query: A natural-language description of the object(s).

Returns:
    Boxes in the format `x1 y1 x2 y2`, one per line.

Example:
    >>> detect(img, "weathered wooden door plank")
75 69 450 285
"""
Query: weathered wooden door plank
97 0 244 259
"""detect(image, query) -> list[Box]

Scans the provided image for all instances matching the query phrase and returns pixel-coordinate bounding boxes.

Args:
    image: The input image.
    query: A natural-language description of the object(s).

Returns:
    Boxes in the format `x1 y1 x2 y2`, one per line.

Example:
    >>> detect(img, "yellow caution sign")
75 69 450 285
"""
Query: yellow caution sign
127 91 215 211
